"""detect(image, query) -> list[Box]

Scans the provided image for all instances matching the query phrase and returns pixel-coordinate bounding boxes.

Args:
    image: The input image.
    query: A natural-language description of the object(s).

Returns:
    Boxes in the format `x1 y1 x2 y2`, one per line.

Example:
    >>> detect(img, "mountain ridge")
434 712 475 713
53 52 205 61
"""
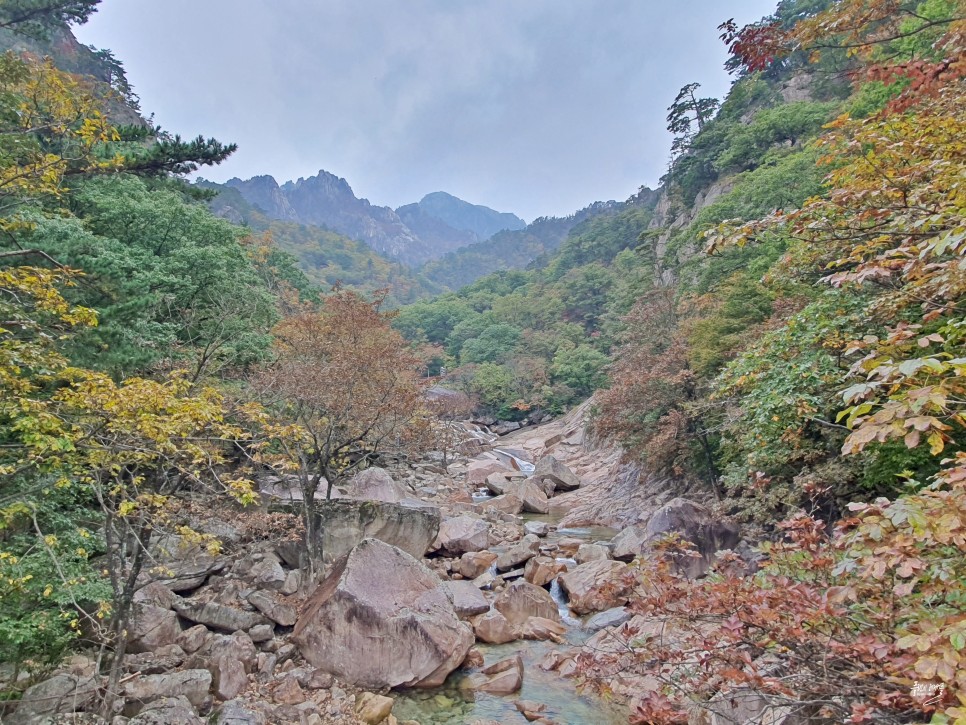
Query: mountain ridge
218 171 524 268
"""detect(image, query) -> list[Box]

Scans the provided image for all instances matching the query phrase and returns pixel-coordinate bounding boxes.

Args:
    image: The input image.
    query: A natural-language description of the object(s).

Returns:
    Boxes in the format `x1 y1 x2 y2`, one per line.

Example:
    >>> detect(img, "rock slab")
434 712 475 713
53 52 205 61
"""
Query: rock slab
292 538 473 689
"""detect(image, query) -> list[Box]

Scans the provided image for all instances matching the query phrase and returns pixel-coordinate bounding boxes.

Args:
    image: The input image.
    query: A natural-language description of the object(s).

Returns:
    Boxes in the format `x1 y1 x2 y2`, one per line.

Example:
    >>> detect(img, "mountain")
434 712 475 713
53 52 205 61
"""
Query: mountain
221 172 525 269
224 171 433 266
417 199 626 290
202 181 439 306
397 191 525 241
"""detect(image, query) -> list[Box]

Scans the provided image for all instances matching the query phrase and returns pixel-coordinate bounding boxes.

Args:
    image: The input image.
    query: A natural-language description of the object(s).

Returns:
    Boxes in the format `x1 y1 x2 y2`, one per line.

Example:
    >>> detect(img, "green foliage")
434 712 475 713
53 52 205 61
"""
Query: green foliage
459 323 522 364
0 479 110 676
550 343 608 397
468 362 517 412
0 0 100 36
203 182 437 306
12 175 276 378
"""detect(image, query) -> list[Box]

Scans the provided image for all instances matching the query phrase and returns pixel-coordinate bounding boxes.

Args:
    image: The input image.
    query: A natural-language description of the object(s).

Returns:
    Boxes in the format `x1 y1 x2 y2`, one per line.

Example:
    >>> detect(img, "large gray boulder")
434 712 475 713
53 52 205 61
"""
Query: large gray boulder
128 695 203 724
122 669 212 713
345 467 409 503
128 603 183 654
644 498 741 578
609 499 741 578
172 600 267 633
532 455 581 492
495 535 540 572
205 632 257 701
13 673 98 720
559 559 632 614
610 525 648 562
247 590 297 627
493 580 561 629
292 538 473 689
310 499 441 569
435 515 489 555
443 580 490 617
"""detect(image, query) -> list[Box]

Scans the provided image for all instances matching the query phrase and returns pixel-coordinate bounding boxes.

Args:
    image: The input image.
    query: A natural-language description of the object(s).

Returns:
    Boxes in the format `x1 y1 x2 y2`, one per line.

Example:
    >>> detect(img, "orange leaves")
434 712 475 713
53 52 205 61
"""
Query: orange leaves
252 288 426 495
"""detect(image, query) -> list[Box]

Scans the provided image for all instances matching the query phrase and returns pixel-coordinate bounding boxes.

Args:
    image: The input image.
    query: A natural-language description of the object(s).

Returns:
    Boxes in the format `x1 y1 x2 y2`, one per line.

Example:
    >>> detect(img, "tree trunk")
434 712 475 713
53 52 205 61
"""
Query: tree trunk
301 471 322 583
100 517 150 719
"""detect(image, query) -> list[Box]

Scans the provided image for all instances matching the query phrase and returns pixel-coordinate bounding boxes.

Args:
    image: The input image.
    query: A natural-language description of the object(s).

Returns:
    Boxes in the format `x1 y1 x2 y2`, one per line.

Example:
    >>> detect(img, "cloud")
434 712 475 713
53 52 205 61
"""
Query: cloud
76 0 778 220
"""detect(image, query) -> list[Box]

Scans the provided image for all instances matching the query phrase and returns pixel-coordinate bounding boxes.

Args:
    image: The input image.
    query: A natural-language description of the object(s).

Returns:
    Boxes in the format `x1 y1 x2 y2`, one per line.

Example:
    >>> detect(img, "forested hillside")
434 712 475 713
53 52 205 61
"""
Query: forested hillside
1 0 965 723
202 180 440 305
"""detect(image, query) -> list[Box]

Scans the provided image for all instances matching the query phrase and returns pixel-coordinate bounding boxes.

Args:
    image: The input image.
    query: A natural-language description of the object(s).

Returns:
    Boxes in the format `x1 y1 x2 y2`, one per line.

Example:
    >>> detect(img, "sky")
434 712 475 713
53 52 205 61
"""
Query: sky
75 1 778 222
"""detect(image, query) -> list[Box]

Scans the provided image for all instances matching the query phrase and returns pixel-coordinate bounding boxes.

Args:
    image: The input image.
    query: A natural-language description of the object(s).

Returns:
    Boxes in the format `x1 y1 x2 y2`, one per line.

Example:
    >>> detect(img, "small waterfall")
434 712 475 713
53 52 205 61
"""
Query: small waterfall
493 448 536 474
549 576 580 626
472 486 493 503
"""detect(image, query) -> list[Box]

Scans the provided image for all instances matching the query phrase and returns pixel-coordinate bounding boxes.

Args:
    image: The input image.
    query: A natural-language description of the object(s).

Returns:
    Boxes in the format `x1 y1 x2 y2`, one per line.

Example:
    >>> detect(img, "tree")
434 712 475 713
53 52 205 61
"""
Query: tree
595 287 721 493
666 82 720 157
0 0 100 36
0 258 254 714
251 289 425 580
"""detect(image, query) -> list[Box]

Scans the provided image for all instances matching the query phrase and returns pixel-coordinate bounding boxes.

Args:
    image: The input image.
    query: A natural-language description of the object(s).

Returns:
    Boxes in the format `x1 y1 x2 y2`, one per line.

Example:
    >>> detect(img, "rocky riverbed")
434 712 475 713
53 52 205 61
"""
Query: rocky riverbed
4 403 744 725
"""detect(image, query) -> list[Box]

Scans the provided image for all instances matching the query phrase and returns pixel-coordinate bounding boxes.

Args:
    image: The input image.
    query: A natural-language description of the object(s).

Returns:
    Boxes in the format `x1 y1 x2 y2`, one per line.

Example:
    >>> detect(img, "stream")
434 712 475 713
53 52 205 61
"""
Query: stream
394 452 630 724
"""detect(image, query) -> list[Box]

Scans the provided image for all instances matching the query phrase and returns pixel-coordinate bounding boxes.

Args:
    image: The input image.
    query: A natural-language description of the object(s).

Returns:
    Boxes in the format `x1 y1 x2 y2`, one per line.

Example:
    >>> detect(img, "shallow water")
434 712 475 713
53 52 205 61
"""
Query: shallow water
393 638 626 725
394 507 627 724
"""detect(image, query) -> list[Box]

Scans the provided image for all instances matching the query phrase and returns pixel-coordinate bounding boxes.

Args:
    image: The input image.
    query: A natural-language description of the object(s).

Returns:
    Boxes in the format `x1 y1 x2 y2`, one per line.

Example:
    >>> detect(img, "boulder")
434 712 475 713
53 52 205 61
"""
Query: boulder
484 472 513 496
495 535 540 572
459 550 497 579
214 699 267 724
466 460 511 487
493 581 561 628
523 521 549 537
575 543 610 564
207 632 257 700
292 538 473 688
346 467 409 503
310 499 441 570
523 556 567 588
532 455 581 492
355 692 395 724
247 590 297 627
584 606 633 632
178 624 210 654
128 603 183 654
559 559 632 614
484 493 523 515
645 498 741 578
133 581 179 610
245 554 286 591
122 669 212 711
460 654 523 695
505 481 549 515
272 674 304 705
172 600 267 633
148 534 227 592
129 695 203 725
610 525 648 562
13 673 98 719
124 644 186 675
249 623 274 643
436 515 490 555
555 537 583 556
471 608 517 644
519 616 568 641
443 580 490 617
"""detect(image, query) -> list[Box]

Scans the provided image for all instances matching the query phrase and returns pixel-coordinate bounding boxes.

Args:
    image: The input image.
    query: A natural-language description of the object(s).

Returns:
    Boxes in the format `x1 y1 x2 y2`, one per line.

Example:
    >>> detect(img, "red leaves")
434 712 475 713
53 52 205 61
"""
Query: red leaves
718 18 788 73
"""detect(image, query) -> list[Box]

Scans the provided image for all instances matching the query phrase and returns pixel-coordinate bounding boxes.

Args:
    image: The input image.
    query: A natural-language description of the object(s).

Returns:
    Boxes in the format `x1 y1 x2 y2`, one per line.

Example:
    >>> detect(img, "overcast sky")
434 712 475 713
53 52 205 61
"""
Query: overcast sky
75 1 777 221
